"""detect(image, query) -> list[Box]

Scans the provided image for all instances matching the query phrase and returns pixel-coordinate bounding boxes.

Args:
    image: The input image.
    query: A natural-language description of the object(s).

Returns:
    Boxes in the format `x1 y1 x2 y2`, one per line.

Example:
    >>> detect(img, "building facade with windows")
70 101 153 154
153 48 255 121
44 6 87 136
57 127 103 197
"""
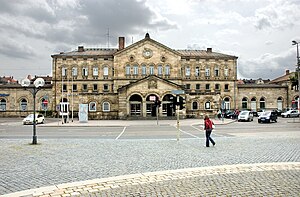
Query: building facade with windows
51 33 238 119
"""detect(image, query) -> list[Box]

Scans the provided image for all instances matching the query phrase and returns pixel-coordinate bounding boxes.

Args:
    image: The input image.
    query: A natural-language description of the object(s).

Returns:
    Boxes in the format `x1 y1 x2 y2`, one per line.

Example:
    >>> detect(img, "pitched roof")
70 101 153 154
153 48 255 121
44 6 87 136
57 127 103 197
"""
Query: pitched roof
177 50 237 59
269 71 295 84
52 48 117 57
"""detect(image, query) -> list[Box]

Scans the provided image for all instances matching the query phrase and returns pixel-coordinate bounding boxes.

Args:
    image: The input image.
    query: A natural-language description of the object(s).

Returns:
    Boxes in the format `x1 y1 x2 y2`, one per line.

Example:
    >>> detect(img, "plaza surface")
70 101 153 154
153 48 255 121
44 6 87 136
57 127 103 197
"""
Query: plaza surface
0 119 299 196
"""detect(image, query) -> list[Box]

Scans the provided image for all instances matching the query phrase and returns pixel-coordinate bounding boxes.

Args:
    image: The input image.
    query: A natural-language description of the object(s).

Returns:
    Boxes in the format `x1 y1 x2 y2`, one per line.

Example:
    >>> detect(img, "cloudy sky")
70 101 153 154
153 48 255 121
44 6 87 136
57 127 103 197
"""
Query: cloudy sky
0 0 299 81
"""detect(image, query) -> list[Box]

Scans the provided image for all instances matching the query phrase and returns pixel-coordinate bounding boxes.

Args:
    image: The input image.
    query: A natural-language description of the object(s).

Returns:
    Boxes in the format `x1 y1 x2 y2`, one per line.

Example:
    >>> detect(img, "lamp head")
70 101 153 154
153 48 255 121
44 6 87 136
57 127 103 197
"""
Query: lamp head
292 40 298 45
34 78 45 88
21 78 30 87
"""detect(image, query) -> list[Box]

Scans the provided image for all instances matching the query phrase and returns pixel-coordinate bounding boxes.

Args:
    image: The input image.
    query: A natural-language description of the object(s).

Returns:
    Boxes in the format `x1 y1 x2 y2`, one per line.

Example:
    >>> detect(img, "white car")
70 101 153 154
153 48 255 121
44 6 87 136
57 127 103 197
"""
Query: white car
23 114 45 125
238 111 254 122
281 110 300 118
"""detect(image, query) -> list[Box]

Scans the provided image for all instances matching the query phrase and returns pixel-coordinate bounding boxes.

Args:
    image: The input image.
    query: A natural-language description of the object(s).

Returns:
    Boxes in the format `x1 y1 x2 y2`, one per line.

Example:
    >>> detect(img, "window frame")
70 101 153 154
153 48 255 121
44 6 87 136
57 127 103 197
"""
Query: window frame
89 102 97 112
102 102 110 112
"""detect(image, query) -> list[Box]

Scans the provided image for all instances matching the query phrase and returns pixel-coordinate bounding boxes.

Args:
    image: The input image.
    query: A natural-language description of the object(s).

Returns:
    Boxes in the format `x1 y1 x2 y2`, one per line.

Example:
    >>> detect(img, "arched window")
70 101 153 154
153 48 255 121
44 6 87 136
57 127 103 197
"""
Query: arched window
242 97 248 109
149 64 154 75
260 97 265 109
185 66 190 77
20 99 27 111
158 65 163 75
205 66 210 77
0 99 6 111
251 97 257 111
89 102 96 111
224 97 230 110
165 65 170 75
142 64 147 75
224 66 228 77
72 67 77 76
103 66 108 76
102 102 110 112
277 97 283 110
192 101 198 110
93 66 99 76
125 65 131 75
133 64 138 75
195 66 200 77
205 101 211 109
214 65 219 77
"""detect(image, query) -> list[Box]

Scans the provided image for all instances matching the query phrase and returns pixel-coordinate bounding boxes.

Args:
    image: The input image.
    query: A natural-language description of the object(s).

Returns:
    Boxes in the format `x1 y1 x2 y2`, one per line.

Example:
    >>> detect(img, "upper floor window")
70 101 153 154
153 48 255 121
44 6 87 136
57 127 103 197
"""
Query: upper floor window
205 84 210 90
165 65 170 75
62 67 67 76
195 67 200 77
126 65 130 75
103 84 109 91
224 66 229 77
82 67 88 76
0 99 6 111
196 84 200 90
103 66 109 76
82 84 88 92
225 84 229 91
215 84 220 90
72 84 77 92
93 67 98 76
133 65 138 75
214 66 219 77
20 99 27 111
93 84 98 91
158 65 163 75
185 66 191 76
142 64 147 75
63 84 67 92
205 66 210 77
186 84 191 89
149 65 154 75
72 67 77 76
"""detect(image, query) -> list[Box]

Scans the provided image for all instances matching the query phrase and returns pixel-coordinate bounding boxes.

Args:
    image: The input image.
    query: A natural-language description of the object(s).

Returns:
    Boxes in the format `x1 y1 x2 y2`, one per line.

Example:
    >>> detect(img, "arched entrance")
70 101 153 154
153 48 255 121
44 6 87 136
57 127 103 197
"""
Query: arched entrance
223 97 230 110
162 94 175 116
251 97 257 111
129 94 142 116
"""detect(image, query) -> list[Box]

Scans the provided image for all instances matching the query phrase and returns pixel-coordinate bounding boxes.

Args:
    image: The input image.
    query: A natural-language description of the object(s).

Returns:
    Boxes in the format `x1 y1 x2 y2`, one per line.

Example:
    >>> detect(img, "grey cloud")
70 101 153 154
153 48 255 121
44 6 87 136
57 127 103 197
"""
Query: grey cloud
0 36 36 59
238 50 296 79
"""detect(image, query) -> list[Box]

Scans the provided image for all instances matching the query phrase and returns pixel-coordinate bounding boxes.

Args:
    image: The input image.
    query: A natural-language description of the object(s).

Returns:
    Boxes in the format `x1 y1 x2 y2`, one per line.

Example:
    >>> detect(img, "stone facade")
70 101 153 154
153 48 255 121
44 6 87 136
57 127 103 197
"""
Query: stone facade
51 33 238 119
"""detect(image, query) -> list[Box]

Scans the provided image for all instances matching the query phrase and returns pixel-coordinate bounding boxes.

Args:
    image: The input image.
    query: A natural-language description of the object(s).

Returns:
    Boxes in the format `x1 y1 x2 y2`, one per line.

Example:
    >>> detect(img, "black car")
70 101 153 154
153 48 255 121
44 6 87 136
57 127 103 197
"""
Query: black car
258 111 277 123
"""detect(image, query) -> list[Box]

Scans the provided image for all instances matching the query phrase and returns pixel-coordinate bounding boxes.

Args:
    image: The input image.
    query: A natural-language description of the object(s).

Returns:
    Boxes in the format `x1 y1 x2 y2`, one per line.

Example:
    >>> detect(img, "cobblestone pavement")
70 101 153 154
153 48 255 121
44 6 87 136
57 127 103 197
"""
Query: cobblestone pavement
1 133 300 196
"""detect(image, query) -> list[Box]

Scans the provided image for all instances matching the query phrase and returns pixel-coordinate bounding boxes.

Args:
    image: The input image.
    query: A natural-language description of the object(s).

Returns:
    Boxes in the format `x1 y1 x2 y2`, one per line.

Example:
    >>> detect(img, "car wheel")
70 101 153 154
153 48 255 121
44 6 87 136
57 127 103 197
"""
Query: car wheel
42 119 45 124
287 115 290 118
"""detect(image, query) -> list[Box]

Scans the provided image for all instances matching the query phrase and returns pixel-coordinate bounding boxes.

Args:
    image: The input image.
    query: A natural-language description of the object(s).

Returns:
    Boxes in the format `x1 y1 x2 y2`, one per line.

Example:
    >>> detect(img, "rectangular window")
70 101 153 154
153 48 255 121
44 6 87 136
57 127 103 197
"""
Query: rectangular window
103 84 109 91
72 84 77 92
83 84 88 92
63 84 67 92
62 67 67 76
126 65 130 75
205 67 210 76
225 84 229 90
205 84 210 90
196 84 200 90
186 84 191 89
82 67 88 76
72 67 77 76
195 67 200 77
103 67 109 76
224 68 229 77
158 65 163 75
93 67 98 76
215 84 220 90
185 67 190 76
93 84 98 91
214 67 219 76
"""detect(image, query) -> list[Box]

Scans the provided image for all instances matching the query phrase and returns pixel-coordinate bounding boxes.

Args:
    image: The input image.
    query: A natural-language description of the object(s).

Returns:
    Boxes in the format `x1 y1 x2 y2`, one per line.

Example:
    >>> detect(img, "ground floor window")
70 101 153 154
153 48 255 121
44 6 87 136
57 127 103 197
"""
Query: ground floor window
20 99 27 111
260 97 265 109
0 99 6 111
130 103 141 116
102 102 110 112
242 97 248 109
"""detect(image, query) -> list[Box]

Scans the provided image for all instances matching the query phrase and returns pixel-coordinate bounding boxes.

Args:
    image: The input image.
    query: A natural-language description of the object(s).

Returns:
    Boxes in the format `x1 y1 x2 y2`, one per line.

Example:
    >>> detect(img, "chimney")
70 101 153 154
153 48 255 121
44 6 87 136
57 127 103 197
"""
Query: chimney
78 46 84 52
207 48 212 53
119 37 125 50
285 69 289 75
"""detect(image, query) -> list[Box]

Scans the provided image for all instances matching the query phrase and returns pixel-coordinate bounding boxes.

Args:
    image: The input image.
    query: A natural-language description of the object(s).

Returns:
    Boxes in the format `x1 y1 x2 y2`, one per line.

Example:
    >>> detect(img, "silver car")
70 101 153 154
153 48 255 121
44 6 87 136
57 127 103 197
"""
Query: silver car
23 114 45 125
281 110 300 118
238 111 254 122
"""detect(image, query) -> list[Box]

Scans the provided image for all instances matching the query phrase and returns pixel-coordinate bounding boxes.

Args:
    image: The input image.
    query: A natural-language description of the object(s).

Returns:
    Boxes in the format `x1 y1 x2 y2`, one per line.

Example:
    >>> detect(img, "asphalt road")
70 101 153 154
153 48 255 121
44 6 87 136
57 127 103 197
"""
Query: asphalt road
0 117 299 139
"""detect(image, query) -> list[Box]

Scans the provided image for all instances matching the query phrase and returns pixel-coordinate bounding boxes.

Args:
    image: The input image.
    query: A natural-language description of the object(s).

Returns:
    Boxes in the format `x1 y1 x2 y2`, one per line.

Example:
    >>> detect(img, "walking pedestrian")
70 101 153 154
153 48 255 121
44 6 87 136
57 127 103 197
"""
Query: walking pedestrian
204 115 215 147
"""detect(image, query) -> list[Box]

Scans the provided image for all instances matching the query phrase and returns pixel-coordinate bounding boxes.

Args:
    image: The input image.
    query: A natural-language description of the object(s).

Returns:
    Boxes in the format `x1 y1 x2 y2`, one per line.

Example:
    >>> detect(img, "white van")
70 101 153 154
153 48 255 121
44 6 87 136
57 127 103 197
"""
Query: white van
238 111 254 122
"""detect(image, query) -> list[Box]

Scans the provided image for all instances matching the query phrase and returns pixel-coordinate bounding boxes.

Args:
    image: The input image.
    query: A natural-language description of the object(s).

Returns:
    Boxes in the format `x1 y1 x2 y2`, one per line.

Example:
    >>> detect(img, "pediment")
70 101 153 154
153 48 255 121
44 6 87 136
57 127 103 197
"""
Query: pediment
118 76 182 94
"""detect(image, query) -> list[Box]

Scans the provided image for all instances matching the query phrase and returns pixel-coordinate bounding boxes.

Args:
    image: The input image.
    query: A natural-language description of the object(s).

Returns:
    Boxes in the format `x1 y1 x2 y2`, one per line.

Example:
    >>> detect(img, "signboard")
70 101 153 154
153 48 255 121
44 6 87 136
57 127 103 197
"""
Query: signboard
171 90 185 95
79 104 88 123
149 96 156 101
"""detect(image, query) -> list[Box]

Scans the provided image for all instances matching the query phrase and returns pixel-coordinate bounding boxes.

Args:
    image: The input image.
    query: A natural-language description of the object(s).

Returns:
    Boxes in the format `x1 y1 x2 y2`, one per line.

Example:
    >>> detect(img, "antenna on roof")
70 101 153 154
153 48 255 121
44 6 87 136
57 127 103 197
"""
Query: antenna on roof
106 28 110 48
132 36 134 44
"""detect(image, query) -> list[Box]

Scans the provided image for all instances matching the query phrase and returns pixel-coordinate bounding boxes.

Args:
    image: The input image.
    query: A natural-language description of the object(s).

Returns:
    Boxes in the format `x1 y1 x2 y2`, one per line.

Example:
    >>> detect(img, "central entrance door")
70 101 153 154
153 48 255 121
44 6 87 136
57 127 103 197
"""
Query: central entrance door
162 94 175 117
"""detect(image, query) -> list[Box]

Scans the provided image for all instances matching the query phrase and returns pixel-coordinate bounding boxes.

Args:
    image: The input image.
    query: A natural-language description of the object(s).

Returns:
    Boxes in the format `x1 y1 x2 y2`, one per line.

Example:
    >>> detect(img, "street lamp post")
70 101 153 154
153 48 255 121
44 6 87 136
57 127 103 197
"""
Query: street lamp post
292 41 300 111
21 77 45 145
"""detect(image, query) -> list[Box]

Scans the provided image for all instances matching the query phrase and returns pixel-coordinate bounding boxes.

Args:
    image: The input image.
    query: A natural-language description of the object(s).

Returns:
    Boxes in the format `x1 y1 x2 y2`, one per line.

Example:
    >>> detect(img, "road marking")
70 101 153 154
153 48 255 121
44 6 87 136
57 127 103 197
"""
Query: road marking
191 124 225 137
115 127 126 140
179 129 201 139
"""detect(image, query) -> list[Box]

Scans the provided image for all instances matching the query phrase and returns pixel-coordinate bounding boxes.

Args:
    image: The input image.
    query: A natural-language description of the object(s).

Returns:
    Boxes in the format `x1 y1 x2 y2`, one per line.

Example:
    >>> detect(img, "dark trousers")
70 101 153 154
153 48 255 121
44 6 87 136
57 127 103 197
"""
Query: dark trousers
205 129 215 147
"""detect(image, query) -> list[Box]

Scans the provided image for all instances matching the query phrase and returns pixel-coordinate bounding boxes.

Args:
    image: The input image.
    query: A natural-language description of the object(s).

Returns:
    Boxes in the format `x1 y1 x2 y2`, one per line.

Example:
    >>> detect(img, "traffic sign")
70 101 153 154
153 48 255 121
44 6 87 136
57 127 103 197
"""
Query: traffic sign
43 100 48 105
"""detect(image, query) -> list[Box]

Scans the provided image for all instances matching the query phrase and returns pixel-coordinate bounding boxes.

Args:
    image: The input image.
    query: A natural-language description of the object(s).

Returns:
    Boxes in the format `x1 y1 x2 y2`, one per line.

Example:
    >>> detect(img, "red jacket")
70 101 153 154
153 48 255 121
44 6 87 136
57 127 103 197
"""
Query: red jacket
204 119 214 130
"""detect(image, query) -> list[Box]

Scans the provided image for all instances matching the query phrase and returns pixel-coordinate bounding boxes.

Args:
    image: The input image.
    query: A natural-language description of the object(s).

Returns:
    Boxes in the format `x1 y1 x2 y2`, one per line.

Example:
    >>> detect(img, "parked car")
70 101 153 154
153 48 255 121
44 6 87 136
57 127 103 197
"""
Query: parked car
258 111 277 123
224 110 234 119
23 114 45 125
256 109 265 117
238 111 254 122
273 109 283 116
281 110 300 118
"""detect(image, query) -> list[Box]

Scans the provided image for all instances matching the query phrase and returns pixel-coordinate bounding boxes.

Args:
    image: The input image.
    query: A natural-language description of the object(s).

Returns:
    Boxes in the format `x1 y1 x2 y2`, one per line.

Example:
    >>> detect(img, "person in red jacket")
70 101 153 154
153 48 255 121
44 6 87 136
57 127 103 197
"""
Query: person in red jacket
204 115 216 147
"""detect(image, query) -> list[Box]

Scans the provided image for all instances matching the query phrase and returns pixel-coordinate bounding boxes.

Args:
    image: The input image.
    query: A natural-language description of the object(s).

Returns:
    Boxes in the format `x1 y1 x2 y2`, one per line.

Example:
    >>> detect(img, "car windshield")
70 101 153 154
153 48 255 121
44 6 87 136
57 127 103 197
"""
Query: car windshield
261 112 271 116
240 111 248 115
26 114 34 118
